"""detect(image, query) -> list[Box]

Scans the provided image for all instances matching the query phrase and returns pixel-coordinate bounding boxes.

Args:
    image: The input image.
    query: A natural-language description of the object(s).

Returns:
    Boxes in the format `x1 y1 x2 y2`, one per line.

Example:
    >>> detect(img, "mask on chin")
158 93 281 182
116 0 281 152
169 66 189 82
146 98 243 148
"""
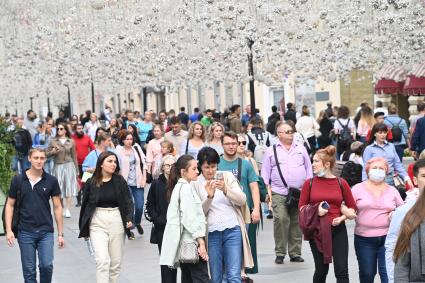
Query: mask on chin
316 169 326 177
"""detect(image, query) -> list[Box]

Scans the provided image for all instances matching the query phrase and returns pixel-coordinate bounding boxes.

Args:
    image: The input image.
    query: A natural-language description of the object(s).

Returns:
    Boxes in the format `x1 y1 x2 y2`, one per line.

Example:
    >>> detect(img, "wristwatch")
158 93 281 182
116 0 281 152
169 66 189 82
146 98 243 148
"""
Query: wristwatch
58 233 64 237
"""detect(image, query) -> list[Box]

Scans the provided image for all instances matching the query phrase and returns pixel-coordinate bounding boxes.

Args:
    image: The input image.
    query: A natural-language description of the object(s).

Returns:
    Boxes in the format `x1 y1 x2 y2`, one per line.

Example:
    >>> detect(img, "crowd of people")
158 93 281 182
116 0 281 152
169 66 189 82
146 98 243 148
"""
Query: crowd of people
3 98 425 283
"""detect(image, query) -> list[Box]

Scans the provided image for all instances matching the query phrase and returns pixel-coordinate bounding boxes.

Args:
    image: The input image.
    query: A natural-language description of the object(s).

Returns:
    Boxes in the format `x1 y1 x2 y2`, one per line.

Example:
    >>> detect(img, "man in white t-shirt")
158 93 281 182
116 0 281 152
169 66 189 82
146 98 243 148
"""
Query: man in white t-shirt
374 100 388 117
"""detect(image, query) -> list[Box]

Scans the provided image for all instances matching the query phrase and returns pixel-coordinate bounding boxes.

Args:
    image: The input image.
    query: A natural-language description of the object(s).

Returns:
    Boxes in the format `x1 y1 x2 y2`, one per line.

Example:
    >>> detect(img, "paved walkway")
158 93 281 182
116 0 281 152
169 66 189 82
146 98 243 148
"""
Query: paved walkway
0 203 380 283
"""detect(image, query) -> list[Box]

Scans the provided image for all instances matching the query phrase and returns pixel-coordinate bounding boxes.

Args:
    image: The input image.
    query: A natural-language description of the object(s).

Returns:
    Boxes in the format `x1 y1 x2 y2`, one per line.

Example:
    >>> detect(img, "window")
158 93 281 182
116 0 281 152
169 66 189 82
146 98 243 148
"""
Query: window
316 91 329 101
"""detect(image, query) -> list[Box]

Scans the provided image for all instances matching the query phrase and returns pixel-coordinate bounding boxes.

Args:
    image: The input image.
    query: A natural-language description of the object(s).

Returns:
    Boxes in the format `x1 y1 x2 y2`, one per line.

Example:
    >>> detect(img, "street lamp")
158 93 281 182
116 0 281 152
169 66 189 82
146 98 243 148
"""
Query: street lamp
30 96 34 110
247 38 256 116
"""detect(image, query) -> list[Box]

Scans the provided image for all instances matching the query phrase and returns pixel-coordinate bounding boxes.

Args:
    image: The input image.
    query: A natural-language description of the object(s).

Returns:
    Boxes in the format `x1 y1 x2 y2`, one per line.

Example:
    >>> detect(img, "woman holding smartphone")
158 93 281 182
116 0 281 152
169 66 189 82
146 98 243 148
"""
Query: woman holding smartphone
299 145 357 283
193 147 253 283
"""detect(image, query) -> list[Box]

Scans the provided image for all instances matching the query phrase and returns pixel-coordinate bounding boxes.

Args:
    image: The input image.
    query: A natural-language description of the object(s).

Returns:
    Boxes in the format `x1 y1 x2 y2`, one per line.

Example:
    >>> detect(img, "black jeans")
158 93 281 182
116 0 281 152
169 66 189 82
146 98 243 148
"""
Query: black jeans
76 165 83 204
309 223 349 283
180 260 209 283
158 228 177 283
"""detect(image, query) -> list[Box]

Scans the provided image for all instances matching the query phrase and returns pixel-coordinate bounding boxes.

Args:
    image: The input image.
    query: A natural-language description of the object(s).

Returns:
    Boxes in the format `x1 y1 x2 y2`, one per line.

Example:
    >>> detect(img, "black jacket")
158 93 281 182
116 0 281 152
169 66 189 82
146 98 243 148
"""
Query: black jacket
145 174 169 229
284 109 297 124
78 174 134 238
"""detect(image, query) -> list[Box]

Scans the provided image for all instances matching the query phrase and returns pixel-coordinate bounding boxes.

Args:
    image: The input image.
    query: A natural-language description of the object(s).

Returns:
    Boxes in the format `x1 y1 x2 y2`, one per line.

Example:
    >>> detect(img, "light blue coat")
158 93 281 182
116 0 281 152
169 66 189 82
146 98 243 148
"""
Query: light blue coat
159 178 206 267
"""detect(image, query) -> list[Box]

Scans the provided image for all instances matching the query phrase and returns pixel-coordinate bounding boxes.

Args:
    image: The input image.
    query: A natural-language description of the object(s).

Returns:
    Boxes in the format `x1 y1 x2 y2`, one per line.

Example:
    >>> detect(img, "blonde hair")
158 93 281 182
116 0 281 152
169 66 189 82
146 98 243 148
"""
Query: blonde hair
188 121 206 141
207 122 225 142
161 154 177 171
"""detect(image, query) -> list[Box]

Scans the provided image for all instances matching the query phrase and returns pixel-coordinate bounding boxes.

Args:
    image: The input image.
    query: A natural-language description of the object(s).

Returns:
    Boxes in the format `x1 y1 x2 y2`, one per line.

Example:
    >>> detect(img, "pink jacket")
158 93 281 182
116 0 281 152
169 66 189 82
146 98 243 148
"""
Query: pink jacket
116 144 147 188
146 137 164 175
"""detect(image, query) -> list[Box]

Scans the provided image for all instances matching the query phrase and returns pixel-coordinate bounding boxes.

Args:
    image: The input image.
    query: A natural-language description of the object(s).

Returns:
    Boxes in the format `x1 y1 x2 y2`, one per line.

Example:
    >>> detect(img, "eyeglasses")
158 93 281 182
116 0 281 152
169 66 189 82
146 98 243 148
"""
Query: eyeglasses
223 142 238 146
278 130 295 134
163 164 173 168
238 141 247 145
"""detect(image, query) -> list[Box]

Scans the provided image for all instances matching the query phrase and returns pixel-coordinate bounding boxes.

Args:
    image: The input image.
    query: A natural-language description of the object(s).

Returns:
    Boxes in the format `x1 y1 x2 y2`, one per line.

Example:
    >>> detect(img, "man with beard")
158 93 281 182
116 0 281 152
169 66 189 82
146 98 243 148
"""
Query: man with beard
218 131 261 280
72 123 95 207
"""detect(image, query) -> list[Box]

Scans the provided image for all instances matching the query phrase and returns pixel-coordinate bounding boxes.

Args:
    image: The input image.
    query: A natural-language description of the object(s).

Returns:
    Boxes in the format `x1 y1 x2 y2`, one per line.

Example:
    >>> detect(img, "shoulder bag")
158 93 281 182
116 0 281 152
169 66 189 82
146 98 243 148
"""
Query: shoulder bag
273 145 301 207
177 184 199 263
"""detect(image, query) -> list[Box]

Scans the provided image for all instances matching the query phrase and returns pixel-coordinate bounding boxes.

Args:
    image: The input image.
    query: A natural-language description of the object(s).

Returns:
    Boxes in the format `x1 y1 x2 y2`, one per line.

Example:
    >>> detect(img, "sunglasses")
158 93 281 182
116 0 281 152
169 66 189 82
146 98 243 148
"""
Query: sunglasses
238 141 247 145
57 128 65 131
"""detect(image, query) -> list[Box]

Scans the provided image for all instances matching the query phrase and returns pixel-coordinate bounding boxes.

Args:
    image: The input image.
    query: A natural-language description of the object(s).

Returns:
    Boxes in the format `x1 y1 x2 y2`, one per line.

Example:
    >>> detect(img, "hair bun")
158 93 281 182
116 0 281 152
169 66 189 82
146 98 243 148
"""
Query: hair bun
325 145 336 157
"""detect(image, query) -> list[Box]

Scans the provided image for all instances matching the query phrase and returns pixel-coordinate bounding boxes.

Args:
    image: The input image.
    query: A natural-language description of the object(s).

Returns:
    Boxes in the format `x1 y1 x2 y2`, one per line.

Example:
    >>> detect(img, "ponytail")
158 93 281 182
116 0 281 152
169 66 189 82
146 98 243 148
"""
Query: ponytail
167 164 179 201
166 154 195 201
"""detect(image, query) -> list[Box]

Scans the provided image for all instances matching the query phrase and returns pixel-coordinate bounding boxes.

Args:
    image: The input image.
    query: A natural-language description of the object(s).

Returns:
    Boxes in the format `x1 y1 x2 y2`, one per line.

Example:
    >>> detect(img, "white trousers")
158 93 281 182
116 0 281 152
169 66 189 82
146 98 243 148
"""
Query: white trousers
90 207 125 283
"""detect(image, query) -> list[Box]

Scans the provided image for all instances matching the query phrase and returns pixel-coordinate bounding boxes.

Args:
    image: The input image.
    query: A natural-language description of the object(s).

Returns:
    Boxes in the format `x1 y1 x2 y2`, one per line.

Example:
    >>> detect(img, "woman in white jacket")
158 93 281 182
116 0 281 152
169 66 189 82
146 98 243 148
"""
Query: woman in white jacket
159 155 209 283
295 105 321 152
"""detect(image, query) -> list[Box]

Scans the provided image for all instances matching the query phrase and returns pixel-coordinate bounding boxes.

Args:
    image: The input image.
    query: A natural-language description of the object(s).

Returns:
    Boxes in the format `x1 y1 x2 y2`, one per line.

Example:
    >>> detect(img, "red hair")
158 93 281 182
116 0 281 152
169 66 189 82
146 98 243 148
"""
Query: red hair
365 157 389 175
315 145 336 169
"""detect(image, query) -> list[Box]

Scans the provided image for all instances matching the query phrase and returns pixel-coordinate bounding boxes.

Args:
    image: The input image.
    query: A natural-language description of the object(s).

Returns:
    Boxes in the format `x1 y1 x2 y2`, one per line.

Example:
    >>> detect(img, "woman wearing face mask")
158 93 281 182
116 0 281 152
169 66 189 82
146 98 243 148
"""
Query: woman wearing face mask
351 157 403 283
299 145 357 283
146 124 165 181
180 121 206 159
363 123 413 190
192 147 253 283
145 155 178 283
159 155 209 282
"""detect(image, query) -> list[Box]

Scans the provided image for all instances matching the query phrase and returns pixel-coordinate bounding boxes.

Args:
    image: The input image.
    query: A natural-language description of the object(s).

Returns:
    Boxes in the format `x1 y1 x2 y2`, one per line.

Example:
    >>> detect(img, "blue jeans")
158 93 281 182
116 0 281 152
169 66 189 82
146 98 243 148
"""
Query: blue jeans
18 230 54 283
129 186 144 225
208 226 242 283
354 234 388 283
13 155 31 174
394 144 405 163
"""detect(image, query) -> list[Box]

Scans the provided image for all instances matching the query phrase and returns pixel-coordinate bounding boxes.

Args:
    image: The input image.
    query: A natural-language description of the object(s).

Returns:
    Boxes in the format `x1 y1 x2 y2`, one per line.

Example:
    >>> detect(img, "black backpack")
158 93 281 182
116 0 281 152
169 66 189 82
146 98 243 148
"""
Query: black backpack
340 161 362 187
387 118 404 143
13 129 32 155
336 119 353 147
1 175 22 236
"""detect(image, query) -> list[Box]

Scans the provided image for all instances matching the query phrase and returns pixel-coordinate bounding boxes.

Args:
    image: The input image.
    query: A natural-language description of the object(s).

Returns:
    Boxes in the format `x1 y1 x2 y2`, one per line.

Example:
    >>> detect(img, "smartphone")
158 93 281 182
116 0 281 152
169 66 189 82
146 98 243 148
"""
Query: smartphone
321 201 330 210
215 172 224 181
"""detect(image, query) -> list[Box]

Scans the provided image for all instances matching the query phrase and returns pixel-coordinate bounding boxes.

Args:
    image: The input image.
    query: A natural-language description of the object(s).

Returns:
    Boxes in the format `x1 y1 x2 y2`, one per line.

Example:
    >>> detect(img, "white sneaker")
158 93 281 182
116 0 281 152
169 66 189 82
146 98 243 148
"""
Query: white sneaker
65 209 71 218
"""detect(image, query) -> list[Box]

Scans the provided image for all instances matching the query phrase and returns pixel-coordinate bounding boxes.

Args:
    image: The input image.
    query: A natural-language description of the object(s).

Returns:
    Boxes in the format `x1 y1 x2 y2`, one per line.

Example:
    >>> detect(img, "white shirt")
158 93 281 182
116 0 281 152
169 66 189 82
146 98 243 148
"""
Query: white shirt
374 107 388 117
197 174 239 233
295 116 320 139
334 118 356 134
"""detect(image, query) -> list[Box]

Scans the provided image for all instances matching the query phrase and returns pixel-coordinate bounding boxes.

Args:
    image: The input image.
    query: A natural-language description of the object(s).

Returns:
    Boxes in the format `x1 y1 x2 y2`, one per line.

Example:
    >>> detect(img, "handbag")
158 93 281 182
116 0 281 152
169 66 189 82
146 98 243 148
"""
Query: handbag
313 117 322 138
393 175 407 201
176 184 199 263
150 224 159 244
273 145 301 207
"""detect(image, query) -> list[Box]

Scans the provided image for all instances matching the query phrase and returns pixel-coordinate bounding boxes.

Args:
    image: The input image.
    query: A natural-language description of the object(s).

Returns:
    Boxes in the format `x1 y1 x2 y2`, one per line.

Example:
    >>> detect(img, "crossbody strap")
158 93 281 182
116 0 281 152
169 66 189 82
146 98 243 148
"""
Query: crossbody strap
133 145 144 172
308 177 345 203
237 158 242 182
185 139 189 154
273 145 288 188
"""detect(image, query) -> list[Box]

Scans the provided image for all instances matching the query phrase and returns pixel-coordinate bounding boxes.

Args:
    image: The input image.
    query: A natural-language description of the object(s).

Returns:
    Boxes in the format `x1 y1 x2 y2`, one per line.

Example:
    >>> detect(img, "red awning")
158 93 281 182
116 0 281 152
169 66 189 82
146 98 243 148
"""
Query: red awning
374 79 404 95
403 75 425 96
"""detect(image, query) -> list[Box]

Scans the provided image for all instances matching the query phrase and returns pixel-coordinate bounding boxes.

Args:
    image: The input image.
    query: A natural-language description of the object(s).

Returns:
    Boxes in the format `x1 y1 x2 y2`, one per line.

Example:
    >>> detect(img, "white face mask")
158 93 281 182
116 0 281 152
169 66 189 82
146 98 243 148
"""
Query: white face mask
369 168 386 182
316 169 326 177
